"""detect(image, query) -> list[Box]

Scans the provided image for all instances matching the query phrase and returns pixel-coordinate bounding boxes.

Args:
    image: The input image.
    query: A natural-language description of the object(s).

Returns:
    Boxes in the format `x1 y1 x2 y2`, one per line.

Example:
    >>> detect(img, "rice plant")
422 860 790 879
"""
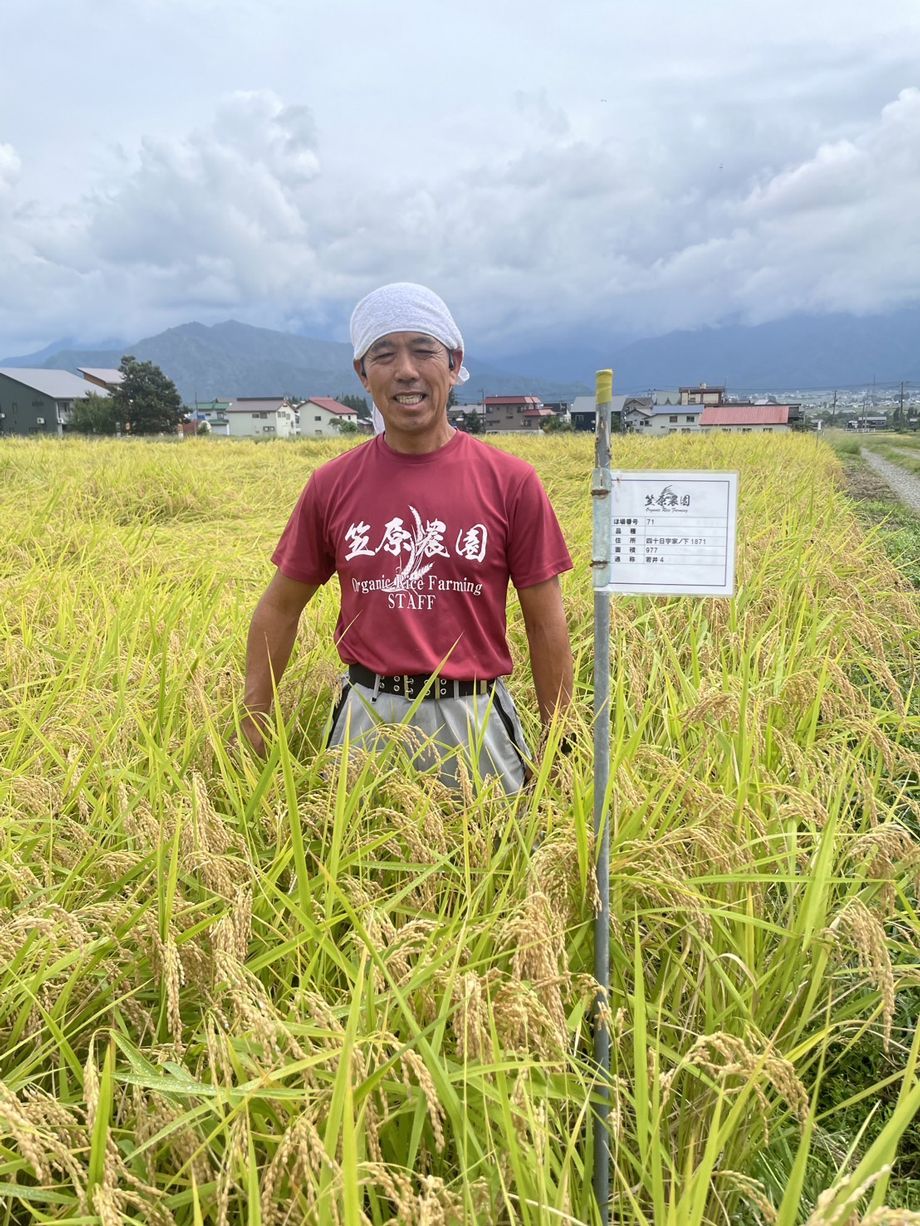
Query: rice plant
0 432 918 1224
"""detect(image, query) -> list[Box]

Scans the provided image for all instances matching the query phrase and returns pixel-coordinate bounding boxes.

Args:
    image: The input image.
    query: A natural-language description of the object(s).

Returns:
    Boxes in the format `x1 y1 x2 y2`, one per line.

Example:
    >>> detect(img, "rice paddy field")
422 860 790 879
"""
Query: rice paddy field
1 431 919 1225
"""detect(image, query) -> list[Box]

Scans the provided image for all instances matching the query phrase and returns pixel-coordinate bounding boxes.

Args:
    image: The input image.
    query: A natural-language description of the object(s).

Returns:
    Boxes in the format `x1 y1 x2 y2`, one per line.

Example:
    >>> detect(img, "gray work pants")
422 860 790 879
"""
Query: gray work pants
326 678 531 795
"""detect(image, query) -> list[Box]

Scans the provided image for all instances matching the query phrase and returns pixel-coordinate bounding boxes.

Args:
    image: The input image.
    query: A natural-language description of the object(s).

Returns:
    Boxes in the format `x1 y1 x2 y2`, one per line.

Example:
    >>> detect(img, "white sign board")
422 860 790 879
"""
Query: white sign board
598 470 739 596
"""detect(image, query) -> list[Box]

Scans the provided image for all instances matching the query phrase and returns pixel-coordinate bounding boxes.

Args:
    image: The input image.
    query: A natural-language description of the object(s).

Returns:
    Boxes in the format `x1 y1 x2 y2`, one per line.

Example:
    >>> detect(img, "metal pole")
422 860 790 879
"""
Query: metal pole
592 369 613 1219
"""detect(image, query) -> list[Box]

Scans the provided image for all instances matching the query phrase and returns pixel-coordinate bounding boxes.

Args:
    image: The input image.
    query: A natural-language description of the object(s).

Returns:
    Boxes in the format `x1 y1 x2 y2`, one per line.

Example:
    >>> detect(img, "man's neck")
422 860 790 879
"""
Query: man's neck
383 423 456 455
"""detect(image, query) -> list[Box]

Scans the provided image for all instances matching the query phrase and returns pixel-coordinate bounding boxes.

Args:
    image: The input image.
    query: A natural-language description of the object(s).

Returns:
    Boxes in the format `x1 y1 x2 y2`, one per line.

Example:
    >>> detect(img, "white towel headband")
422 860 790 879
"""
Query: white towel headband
350 282 470 385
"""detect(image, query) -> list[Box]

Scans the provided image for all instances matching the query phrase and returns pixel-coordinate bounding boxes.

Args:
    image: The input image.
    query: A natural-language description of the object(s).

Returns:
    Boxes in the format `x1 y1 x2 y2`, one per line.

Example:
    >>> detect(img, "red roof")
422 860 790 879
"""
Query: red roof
306 397 357 416
700 405 791 426
484 395 542 406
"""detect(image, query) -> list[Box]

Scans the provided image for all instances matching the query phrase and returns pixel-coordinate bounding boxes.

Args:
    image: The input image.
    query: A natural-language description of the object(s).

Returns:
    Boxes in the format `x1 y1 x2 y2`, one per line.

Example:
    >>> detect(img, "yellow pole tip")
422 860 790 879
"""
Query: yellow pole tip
595 370 613 403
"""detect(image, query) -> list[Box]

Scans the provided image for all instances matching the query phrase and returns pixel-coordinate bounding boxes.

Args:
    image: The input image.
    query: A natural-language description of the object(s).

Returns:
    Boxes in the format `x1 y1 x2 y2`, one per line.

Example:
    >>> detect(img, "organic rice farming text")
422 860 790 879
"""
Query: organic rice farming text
1 433 919 1224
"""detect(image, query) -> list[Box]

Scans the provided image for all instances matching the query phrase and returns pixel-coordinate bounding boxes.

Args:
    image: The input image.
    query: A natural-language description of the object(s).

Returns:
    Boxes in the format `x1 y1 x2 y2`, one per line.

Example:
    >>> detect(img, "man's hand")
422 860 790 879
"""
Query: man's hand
235 572 317 758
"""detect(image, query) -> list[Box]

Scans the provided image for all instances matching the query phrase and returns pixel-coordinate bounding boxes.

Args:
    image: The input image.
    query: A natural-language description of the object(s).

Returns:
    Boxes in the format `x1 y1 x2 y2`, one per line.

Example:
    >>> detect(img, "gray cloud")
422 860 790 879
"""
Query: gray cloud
2 59 920 356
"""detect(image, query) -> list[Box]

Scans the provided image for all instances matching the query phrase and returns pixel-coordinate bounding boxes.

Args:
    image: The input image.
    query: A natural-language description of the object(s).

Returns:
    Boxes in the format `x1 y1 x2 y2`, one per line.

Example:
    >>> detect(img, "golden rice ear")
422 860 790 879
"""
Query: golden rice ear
825 898 896 1052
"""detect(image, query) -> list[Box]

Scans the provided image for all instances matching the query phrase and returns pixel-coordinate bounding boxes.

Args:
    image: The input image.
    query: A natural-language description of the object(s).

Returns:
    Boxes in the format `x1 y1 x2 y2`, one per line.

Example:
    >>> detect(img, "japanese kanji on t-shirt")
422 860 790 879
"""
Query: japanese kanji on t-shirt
272 431 573 680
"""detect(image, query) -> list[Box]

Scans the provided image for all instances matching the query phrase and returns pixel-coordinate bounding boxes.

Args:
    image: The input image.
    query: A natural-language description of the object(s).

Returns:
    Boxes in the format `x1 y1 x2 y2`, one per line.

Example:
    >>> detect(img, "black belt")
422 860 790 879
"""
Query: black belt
347 664 495 700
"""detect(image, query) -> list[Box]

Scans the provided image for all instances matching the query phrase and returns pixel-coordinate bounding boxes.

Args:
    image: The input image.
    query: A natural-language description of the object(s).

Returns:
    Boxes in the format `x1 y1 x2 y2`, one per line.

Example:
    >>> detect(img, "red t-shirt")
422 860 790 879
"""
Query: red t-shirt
271 431 572 679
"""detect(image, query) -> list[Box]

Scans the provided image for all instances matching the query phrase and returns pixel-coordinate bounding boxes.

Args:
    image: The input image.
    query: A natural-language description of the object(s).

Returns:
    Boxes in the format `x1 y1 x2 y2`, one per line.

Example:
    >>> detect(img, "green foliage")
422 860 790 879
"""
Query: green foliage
334 419 360 434
69 394 119 435
455 410 485 434
112 355 183 435
542 413 573 433
828 432 861 455
337 393 370 421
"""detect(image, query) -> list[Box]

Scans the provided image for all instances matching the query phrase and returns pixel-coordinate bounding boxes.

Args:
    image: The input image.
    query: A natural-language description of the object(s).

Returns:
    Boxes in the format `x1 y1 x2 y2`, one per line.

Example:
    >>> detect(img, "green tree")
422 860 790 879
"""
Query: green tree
337 393 370 422
542 414 573 433
455 411 485 435
112 356 183 435
70 395 119 435
332 419 360 434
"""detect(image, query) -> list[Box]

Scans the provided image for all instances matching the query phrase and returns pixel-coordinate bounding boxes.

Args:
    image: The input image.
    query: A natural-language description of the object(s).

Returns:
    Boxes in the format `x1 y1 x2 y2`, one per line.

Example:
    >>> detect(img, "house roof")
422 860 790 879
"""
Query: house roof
225 397 288 413
680 385 725 394
78 367 124 384
700 405 791 426
625 404 703 418
523 408 556 417
484 395 542 406
571 394 654 415
304 397 357 416
653 389 681 405
0 368 105 399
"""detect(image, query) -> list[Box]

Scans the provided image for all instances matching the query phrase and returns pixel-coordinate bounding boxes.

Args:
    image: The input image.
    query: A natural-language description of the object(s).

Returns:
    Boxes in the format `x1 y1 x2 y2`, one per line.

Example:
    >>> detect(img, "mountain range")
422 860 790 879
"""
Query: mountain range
3 307 919 402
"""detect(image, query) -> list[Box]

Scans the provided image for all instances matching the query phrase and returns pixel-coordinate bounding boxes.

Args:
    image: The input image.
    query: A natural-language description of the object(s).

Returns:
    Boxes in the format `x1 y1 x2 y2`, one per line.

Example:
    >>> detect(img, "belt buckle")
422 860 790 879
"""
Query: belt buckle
403 673 414 699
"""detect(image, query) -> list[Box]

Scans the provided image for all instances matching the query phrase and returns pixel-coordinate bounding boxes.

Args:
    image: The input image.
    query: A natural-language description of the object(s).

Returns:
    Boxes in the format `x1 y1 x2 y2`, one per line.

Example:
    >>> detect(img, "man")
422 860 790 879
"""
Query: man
240 282 573 793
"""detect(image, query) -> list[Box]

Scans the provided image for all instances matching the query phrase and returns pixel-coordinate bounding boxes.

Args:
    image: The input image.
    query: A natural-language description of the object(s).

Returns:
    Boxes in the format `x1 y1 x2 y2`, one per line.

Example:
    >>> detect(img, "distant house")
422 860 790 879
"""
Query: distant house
78 367 125 392
448 402 486 429
299 397 359 438
0 368 105 436
846 415 888 432
626 400 703 435
483 395 543 432
224 397 299 439
189 399 232 436
571 394 652 432
680 384 725 406
653 389 681 406
522 407 557 430
570 395 599 431
699 404 799 433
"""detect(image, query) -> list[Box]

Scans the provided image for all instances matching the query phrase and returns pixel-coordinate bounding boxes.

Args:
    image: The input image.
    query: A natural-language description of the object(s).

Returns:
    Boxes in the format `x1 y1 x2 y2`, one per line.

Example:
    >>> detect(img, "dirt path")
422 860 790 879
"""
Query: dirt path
860 448 920 514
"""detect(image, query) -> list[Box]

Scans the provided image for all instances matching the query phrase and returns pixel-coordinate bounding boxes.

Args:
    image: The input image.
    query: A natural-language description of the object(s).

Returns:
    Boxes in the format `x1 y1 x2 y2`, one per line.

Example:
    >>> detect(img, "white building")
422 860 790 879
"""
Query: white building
299 397 359 437
624 402 703 435
224 397 299 438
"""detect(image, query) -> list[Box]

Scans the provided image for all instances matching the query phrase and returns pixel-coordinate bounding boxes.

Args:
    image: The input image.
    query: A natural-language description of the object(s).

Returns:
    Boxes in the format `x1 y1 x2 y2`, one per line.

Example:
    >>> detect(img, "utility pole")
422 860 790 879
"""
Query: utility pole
898 381 905 430
831 389 837 427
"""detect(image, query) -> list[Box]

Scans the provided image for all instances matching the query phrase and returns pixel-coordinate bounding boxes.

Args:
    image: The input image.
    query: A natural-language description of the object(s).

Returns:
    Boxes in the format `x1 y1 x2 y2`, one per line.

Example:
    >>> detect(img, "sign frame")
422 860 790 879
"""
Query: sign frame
598 468 739 597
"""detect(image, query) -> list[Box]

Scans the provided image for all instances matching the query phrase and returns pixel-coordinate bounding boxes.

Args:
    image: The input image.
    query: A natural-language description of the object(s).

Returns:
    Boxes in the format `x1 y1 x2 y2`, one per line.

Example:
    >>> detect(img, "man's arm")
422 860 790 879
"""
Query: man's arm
516 576 573 726
240 570 318 752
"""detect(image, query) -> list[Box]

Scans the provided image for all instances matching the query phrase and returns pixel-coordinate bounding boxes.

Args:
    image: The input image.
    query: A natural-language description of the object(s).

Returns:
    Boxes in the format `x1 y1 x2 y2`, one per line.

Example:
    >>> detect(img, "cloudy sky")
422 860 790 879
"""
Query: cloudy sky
2 0 919 358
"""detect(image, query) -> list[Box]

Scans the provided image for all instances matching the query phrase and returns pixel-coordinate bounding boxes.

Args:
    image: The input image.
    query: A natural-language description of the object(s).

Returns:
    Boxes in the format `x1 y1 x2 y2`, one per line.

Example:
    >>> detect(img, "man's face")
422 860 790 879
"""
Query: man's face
354 331 460 438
